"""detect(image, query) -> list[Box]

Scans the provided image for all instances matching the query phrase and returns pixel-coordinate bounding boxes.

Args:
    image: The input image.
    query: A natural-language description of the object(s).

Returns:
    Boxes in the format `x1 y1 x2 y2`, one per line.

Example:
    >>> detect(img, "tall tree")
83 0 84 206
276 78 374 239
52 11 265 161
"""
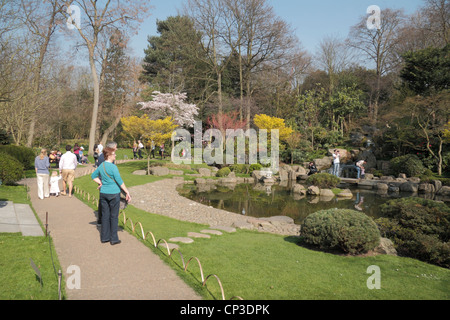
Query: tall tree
63 0 150 155
347 8 405 123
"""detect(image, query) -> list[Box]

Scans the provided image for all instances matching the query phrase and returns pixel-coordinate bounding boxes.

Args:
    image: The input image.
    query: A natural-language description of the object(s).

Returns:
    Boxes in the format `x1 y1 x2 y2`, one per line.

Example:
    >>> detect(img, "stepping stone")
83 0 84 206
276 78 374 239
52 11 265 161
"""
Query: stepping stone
188 232 211 239
169 237 194 244
210 226 236 233
201 229 223 236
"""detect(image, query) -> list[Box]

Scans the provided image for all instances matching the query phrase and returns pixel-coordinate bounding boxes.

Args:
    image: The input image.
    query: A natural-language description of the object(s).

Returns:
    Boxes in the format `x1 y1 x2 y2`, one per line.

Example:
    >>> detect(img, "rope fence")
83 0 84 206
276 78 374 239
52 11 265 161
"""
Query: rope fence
73 183 244 301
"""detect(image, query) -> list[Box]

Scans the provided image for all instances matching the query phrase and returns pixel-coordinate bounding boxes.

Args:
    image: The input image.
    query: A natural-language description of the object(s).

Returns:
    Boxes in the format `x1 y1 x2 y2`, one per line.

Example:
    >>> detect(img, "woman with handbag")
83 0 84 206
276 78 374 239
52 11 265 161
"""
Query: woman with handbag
91 147 131 245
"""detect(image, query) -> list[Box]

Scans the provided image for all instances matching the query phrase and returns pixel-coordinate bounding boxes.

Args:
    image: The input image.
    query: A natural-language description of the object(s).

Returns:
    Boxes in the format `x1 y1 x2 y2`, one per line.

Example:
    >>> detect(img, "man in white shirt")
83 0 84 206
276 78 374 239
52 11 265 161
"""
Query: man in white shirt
59 145 78 197
97 142 103 154
332 149 340 177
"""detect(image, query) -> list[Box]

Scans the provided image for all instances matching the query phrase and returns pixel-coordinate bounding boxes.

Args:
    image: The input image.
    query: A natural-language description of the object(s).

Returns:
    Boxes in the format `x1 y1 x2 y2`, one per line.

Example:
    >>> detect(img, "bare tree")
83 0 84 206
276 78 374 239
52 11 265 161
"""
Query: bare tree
62 0 151 155
347 8 405 123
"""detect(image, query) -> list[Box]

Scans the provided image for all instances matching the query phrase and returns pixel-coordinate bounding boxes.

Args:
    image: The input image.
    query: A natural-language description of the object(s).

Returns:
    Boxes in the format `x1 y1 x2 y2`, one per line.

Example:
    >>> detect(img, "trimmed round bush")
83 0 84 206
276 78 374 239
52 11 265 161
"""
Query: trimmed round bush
390 154 425 177
306 172 340 189
0 153 25 185
248 163 262 175
216 167 231 177
301 209 381 255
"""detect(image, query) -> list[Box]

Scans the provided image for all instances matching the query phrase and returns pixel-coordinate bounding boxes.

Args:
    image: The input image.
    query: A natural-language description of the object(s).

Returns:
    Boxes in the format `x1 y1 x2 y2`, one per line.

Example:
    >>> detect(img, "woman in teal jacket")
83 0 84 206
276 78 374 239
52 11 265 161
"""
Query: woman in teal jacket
92 147 131 245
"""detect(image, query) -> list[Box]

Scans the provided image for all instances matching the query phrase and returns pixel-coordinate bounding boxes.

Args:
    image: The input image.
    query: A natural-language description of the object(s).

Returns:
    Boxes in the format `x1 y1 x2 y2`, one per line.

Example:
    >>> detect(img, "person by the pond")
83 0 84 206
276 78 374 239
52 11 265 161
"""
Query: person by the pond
308 161 318 176
332 149 340 177
34 148 50 200
356 159 367 179
92 147 131 245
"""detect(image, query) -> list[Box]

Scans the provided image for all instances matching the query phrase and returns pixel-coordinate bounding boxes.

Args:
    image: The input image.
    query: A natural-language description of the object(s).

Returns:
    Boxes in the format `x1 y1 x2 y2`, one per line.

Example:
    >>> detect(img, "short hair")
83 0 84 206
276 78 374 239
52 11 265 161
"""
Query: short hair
66 145 72 151
105 141 117 149
103 147 116 160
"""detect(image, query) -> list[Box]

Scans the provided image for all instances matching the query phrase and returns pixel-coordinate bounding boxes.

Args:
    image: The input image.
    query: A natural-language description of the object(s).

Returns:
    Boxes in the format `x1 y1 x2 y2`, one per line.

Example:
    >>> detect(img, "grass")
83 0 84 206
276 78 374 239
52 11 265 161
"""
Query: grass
72 161 450 300
0 185 64 300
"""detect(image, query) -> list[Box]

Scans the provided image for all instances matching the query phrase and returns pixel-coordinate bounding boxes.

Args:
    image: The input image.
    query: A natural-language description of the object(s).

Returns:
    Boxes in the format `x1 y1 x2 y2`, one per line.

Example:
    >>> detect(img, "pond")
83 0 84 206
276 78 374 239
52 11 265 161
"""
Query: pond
178 183 450 225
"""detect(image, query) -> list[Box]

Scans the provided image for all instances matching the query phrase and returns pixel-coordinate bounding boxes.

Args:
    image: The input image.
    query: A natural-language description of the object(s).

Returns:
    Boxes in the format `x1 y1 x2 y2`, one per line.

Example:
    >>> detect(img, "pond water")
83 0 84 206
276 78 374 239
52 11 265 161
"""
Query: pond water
178 183 449 225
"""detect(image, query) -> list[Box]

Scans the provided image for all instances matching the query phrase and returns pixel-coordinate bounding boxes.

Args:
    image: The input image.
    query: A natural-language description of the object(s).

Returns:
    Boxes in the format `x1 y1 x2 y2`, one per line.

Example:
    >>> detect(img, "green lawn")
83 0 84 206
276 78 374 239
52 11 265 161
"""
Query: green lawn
0 186 64 300
73 161 450 300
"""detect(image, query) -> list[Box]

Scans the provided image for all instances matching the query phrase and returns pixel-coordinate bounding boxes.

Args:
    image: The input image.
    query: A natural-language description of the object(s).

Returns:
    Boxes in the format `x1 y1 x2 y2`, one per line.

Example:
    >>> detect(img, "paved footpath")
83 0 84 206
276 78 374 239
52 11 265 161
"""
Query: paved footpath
23 173 201 300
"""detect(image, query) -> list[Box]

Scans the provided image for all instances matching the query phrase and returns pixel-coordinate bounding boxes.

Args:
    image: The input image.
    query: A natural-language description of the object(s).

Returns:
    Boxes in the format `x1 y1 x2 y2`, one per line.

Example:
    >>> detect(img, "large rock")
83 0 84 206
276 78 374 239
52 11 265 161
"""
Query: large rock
437 186 450 196
307 186 320 196
150 166 170 176
198 168 212 177
400 182 419 193
292 184 306 195
374 238 397 256
320 189 335 197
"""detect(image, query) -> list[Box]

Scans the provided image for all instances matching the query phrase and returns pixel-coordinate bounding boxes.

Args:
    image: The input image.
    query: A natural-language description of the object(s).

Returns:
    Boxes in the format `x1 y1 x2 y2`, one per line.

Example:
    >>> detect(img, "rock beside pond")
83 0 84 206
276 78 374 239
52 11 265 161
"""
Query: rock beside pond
400 181 419 193
292 184 306 195
437 186 450 196
198 168 212 177
337 189 353 198
307 186 320 196
320 189 335 197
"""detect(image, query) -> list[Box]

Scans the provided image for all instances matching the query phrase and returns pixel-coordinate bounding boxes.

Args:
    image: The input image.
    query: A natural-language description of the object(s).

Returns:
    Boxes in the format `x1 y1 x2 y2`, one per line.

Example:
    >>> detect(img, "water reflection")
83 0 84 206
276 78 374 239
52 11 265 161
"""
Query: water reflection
178 183 449 225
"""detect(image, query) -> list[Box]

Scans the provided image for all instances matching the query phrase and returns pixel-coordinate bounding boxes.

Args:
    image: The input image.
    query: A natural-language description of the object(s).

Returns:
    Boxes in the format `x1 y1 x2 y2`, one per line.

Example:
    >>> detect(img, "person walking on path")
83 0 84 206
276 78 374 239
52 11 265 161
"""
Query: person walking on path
92 147 131 245
59 145 78 197
34 149 50 200
332 149 340 177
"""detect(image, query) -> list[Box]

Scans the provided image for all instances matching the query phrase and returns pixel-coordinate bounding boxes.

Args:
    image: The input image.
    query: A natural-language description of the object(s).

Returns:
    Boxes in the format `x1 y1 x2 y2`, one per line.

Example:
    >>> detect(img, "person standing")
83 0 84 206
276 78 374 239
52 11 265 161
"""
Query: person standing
138 140 144 159
34 149 50 200
96 141 118 226
332 149 340 177
356 159 367 179
92 147 131 245
59 145 78 197
132 141 138 159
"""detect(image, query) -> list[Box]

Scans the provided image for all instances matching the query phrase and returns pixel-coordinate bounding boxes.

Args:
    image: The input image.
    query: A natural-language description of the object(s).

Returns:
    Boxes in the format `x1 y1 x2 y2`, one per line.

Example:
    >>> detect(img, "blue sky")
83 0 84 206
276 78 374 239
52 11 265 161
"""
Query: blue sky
129 0 426 59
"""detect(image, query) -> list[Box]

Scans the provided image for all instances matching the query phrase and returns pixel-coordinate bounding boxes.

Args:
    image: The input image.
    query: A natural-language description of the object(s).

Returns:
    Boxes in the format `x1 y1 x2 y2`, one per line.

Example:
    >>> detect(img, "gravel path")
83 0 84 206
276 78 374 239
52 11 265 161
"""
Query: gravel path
129 179 301 236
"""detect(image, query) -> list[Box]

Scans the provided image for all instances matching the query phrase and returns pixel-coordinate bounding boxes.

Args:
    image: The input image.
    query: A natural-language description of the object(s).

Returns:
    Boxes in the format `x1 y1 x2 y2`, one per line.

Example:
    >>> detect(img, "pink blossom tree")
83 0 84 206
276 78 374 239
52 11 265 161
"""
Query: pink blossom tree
138 91 199 128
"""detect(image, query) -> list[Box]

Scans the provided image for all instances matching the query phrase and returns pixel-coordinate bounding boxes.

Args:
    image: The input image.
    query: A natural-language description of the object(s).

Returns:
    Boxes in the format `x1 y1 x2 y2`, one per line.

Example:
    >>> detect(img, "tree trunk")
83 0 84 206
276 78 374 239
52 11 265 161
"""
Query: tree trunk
88 49 100 156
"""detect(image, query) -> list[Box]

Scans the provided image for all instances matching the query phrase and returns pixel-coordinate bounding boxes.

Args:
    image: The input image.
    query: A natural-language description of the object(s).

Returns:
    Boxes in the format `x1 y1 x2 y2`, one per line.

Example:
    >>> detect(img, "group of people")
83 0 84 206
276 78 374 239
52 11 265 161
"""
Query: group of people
132 140 165 160
305 149 367 179
34 145 78 199
332 149 366 179
34 142 131 246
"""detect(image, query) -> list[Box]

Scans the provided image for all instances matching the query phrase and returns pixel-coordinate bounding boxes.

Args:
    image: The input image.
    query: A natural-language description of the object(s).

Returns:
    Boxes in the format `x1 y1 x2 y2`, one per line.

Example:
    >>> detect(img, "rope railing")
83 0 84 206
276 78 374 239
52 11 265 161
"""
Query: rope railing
73 180 244 300
118 210 241 300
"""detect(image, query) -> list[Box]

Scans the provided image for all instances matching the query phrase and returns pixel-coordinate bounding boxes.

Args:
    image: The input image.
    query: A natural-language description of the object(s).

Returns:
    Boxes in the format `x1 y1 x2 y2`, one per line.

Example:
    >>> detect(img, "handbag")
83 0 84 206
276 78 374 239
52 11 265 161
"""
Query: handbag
101 162 129 210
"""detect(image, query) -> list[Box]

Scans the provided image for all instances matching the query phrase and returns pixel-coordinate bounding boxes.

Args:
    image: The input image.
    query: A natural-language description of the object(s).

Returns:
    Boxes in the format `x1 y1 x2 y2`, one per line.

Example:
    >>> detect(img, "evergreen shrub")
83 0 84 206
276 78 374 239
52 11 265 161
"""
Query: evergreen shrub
0 153 24 185
0 145 35 170
216 167 231 177
376 197 450 268
301 209 381 255
306 172 340 188
390 154 425 177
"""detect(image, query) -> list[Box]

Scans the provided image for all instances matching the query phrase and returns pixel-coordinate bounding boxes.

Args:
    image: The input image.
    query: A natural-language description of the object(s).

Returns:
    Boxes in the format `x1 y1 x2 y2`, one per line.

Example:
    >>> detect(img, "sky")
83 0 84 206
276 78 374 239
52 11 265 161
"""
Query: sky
128 0 426 59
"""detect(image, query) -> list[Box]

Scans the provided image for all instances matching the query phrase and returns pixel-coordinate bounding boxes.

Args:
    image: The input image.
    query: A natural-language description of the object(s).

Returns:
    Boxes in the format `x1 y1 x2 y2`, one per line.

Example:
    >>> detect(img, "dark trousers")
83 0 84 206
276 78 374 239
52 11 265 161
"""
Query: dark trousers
99 193 120 243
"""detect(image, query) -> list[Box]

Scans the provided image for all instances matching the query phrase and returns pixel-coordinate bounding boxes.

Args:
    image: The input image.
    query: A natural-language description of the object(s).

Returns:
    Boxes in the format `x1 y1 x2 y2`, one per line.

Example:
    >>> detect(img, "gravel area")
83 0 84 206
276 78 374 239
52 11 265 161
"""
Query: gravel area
129 179 301 236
